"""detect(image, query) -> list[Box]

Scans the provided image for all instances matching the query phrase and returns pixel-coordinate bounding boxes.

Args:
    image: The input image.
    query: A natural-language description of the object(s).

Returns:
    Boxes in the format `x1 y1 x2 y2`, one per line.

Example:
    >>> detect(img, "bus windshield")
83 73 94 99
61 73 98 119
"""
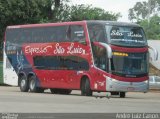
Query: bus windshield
106 25 147 47
111 52 149 77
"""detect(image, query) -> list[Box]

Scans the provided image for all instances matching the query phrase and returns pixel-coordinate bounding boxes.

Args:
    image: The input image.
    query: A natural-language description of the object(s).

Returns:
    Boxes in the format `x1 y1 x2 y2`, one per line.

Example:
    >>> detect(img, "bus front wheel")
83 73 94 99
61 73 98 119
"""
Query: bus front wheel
19 75 29 92
81 78 92 96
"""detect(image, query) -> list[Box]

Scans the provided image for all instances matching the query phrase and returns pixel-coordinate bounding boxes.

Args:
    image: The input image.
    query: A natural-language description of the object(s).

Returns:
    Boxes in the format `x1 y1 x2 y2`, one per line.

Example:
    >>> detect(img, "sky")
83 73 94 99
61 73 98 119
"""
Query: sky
70 0 148 22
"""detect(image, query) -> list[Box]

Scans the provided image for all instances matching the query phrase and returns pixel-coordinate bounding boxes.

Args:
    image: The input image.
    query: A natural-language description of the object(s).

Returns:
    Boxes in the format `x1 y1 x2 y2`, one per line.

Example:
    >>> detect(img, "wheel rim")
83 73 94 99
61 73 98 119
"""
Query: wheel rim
20 79 26 88
30 79 35 90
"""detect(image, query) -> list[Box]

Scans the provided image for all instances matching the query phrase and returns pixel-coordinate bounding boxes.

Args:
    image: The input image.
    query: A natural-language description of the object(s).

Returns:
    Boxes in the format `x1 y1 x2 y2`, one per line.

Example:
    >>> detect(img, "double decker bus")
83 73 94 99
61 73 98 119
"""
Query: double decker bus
3 21 158 97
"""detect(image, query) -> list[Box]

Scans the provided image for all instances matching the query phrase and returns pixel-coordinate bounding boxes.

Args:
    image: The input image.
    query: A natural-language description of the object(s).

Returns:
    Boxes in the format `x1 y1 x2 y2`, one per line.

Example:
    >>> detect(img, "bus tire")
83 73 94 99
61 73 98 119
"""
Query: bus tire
81 80 86 96
81 78 92 96
29 76 36 92
29 76 44 93
120 92 126 98
19 75 29 92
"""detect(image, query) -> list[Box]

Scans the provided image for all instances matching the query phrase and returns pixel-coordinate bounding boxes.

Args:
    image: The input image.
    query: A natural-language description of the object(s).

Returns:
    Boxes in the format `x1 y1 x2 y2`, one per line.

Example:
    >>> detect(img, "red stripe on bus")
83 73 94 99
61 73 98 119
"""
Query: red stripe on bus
111 45 148 53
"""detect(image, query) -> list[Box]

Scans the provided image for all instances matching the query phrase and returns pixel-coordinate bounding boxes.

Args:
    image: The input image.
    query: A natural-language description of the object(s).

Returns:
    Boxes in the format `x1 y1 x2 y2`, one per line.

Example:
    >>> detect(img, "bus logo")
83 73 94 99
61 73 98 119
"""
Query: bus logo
54 43 86 55
25 45 52 55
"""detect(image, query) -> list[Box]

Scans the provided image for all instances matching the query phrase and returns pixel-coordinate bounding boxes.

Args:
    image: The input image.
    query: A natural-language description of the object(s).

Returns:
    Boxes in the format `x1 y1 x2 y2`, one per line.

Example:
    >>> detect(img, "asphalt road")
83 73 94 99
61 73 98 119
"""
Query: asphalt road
0 86 160 113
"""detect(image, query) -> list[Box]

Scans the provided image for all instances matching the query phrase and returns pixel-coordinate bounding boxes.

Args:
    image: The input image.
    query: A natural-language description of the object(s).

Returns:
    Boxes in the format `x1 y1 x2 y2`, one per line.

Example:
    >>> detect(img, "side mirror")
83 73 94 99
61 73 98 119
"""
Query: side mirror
149 46 158 61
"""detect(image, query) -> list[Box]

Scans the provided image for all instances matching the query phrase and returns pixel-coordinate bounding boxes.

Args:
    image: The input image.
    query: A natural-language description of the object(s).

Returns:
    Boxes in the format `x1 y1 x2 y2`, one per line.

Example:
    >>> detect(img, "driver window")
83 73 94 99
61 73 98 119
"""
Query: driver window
92 44 108 71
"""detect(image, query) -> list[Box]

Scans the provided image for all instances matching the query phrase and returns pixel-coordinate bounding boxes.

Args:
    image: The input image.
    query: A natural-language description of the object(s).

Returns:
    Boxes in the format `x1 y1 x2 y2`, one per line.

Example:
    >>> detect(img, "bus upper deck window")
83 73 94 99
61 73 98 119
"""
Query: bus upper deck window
88 24 105 43
69 25 85 42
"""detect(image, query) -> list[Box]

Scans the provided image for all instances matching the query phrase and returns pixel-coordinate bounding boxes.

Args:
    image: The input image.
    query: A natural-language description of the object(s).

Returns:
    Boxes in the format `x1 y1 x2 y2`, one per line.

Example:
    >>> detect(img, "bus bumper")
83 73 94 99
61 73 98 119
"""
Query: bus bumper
106 77 149 92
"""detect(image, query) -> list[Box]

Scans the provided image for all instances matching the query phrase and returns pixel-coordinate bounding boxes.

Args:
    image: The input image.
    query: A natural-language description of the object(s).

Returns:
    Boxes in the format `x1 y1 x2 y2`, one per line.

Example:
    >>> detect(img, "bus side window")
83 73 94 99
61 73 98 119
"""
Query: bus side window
67 25 86 43
88 29 96 42
22 29 32 44
56 26 68 42
33 56 89 70
88 24 105 43
34 56 61 70
63 56 89 70
66 26 71 41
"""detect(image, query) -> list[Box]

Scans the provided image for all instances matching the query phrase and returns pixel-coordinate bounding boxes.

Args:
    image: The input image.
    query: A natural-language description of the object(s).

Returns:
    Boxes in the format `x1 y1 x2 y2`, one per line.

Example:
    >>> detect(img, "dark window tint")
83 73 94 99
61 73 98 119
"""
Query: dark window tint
111 52 148 77
88 24 106 43
6 26 68 44
66 25 85 43
34 56 89 70
107 25 147 47
34 56 60 70
92 44 108 71
6 25 86 44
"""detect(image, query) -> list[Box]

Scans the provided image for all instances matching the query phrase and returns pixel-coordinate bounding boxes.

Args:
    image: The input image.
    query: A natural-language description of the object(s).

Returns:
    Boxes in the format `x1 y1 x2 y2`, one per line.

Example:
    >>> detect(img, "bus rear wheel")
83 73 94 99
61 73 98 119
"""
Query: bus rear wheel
81 78 92 96
19 75 29 92
29 76 44 93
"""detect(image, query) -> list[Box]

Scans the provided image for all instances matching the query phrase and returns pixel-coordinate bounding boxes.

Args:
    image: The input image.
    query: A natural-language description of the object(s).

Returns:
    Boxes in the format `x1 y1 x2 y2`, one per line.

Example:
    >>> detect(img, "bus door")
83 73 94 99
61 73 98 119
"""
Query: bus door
62 55 90 89
88 24 110 90
91 42 109 91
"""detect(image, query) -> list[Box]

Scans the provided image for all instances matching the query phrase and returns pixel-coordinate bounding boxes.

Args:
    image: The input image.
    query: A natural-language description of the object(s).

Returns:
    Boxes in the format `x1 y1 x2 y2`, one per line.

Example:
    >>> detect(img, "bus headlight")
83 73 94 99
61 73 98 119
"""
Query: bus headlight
144 80 149 84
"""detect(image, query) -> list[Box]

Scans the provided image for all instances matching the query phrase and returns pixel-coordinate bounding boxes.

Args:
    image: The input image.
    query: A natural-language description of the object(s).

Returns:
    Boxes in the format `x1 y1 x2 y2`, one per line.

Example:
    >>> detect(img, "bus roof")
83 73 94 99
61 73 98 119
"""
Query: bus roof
6 20 140 29
6 21 86 29
86 20 140 27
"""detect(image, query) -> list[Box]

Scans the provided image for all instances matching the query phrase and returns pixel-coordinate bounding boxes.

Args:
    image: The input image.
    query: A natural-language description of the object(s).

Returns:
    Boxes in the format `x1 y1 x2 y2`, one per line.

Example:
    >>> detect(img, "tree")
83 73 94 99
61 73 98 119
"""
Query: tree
139 15 160 39
39 0 70 22
128 0 160 22
0 0 69 42
0 0 44 43
69 5 121 21
128 0 160 39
